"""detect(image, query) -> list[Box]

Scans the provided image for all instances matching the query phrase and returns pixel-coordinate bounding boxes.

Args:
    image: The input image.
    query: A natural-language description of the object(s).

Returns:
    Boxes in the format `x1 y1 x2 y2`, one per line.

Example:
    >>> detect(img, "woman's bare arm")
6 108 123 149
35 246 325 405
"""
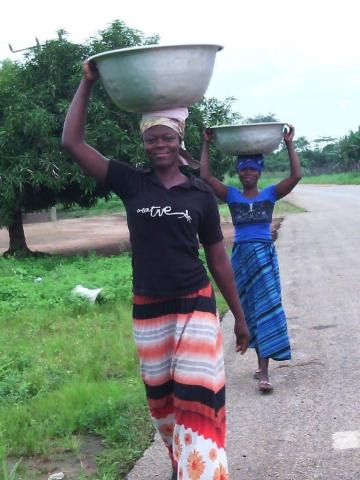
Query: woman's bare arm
275 125 303 199
204 240 249 354
61 61 109 183
200 129 228 202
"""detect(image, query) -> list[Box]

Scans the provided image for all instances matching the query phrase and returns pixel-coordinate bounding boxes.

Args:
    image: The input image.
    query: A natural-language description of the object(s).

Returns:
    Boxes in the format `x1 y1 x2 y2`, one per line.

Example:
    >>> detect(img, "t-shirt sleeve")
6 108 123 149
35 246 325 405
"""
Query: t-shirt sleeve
264 185 278 202
226 186 240 204
198 192 224 246
105 159 143 200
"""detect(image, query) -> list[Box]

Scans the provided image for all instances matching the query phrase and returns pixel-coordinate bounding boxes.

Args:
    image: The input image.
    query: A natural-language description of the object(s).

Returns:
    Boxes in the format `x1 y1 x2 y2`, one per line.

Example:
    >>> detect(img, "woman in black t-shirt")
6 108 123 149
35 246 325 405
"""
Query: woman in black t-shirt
62 61 249 480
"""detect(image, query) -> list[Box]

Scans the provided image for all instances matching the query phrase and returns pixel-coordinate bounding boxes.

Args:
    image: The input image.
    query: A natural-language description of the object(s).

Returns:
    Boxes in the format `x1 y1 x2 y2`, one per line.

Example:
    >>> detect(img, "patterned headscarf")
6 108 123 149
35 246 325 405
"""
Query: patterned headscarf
236 154 264 173
140 108 199 168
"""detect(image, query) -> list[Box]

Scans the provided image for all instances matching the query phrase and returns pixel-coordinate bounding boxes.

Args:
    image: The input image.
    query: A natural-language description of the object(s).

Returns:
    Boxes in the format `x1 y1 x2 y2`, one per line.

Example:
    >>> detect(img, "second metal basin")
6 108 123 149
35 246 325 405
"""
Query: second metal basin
211 122 287 155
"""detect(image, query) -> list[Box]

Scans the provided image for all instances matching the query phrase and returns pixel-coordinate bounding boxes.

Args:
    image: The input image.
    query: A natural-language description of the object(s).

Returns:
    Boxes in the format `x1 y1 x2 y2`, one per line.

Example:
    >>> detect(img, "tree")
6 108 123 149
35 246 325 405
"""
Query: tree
0 21 158 256
244 113 278 123
339 129 360 171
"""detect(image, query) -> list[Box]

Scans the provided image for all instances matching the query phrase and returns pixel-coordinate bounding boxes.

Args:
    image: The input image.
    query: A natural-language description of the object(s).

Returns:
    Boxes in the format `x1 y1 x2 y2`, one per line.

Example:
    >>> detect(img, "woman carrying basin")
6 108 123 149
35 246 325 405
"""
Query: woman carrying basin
62 60 249 480
200 126 302 393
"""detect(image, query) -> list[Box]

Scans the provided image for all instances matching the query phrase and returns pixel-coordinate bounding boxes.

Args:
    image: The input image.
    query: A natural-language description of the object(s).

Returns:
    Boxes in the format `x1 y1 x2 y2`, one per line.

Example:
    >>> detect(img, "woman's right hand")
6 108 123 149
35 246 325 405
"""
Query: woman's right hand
203 128 213 143
83 60 99 83
234 319 250 355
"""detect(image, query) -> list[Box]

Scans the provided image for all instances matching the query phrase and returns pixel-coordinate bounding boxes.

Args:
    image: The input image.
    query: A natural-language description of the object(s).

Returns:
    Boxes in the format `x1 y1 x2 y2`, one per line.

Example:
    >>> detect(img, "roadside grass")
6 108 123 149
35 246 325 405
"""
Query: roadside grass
300 172 360 184
57 196 125 219
0 251 236 478
0 255 152 479
226 171 360 188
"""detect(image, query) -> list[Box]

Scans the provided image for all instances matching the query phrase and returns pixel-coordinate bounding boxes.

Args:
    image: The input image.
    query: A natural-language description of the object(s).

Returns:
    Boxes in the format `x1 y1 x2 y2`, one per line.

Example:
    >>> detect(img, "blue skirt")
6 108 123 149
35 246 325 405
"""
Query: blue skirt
231 242 291 361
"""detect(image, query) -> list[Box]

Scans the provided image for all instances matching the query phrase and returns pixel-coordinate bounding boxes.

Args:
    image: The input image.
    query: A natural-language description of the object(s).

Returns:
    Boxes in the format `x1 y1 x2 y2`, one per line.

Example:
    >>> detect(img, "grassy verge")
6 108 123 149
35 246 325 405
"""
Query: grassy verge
0 255 152 479
57 197 125 219
300 172 360 184
0 251 240 478
225 171 360 189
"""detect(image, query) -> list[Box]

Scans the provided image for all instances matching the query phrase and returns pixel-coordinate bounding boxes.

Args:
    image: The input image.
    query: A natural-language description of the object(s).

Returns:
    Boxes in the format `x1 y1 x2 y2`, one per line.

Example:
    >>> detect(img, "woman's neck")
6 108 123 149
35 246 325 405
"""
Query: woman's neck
242 185 260 198
154 162 187 189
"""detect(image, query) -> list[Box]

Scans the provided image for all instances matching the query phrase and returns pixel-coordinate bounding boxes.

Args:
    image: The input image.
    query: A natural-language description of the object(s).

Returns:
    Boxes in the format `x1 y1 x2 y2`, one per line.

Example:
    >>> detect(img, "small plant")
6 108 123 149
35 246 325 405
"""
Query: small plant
1 458 23 480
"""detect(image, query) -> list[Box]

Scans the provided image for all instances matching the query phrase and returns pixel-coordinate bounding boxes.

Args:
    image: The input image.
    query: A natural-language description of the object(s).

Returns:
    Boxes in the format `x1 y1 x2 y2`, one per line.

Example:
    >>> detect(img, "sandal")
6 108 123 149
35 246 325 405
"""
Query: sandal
258 380 273 393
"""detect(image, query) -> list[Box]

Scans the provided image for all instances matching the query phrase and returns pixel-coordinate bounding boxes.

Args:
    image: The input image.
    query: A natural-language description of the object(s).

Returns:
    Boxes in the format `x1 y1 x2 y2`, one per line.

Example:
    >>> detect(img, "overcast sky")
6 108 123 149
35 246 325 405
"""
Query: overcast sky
1 0 359 142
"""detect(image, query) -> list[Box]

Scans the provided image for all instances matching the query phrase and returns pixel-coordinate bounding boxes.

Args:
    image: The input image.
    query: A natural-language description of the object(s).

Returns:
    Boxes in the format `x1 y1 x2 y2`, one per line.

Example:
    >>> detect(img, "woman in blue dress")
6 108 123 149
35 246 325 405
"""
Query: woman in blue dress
200 126 302 392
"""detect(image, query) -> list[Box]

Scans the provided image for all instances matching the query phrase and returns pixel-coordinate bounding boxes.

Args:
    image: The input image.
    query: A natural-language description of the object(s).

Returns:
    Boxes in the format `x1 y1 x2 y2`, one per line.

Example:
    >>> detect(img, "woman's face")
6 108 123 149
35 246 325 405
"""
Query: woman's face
238 167 261 188
143 125 181 168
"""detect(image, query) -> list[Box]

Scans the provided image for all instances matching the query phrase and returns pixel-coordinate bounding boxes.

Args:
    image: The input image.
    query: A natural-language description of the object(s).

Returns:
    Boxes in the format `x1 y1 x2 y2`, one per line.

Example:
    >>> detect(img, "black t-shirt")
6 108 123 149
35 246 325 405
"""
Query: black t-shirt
105 159 223 297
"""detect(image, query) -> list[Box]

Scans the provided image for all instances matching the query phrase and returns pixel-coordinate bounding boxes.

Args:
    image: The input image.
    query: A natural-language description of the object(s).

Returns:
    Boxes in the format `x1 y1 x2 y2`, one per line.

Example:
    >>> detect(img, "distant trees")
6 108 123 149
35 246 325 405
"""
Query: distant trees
0 21 242 256
0 21 161 255
339 129 360 171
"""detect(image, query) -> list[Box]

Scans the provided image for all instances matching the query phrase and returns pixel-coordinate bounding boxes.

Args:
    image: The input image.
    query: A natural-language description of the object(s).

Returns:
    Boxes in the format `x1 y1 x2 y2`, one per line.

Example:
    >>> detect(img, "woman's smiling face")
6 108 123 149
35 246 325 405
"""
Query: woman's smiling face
143 125 181 168
238 167 261 188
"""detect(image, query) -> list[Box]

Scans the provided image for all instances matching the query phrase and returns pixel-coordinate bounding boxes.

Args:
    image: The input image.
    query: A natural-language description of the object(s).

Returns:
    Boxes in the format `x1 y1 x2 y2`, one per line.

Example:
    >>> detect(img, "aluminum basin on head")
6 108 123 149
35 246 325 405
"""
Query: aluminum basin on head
88 43 223 112
211 122 287 155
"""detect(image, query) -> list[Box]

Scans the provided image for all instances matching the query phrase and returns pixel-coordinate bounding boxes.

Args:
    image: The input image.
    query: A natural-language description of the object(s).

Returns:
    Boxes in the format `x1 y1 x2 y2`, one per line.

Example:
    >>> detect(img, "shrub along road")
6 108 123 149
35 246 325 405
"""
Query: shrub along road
128 185 360 480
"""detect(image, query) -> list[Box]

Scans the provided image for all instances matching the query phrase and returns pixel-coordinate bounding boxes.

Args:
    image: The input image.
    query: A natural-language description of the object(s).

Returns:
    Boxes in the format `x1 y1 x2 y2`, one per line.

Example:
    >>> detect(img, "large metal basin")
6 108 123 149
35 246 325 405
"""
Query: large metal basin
211 122 287 155
88 44 223 112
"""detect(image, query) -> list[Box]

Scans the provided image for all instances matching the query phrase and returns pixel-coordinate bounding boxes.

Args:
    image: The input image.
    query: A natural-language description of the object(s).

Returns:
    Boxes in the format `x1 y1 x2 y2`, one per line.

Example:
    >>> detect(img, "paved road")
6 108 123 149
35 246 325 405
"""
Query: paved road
127 185 360 480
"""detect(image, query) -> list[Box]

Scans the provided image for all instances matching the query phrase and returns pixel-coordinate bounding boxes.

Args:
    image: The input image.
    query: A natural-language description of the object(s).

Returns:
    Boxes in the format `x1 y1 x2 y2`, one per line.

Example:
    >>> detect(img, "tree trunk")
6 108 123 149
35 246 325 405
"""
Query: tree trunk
4 209 32 257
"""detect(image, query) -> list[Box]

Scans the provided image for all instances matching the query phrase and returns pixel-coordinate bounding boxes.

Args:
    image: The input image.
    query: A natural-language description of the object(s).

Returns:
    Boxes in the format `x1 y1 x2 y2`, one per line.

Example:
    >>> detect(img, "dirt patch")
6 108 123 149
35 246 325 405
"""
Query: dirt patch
0 215 284 257
8 434 103 480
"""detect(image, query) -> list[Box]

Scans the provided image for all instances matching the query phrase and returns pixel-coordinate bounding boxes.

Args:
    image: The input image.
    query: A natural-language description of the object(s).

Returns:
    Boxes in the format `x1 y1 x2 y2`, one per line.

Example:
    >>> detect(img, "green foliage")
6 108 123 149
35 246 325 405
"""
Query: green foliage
0 21 158 230
339 128 360 171
265 128 360 175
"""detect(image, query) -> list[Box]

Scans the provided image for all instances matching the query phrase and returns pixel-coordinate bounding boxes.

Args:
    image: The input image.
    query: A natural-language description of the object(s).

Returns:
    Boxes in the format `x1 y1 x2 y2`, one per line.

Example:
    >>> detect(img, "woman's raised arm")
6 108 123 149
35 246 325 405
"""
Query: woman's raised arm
62 61 109 183
275 125 303 199
200 129 228 202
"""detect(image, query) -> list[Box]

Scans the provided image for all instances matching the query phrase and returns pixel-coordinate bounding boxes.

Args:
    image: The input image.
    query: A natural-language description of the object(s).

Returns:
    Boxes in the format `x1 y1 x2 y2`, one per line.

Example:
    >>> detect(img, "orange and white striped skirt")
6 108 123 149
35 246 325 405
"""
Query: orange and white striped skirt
133 282 229 480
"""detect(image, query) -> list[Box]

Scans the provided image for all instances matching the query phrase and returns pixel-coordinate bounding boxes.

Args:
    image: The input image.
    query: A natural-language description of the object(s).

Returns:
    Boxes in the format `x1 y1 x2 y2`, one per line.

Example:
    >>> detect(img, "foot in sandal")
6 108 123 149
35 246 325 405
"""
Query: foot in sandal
258 379 273 393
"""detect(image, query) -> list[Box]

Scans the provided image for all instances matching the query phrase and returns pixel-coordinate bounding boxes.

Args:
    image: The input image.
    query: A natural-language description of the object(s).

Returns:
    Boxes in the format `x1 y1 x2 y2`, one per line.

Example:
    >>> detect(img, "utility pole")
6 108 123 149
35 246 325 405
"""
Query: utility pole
8 32 64 54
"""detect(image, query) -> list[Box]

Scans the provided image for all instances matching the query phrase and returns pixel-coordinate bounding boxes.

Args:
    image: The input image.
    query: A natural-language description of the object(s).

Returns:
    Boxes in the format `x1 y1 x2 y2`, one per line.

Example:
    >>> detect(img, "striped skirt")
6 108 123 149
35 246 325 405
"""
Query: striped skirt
231 242 291 361
133 283 229 480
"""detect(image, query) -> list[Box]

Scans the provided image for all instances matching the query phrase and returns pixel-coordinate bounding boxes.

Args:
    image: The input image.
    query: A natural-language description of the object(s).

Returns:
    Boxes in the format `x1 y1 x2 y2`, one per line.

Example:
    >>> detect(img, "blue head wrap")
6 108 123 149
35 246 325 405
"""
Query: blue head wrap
236 154 264 173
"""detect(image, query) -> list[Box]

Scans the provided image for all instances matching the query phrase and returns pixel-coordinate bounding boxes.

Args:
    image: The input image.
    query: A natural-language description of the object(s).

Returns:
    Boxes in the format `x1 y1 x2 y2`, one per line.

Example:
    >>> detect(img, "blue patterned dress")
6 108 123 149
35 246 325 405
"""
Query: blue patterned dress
227 185 291 360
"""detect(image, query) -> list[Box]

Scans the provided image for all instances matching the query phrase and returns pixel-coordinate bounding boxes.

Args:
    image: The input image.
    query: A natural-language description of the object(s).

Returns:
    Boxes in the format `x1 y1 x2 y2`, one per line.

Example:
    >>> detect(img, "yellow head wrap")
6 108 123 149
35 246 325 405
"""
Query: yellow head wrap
140 108 199 168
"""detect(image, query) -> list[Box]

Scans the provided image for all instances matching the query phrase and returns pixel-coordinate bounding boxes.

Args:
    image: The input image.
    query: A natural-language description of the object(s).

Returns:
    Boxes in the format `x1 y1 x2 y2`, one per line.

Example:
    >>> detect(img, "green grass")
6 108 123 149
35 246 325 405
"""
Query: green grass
225 171 360 189
0 250 236 478
300 172 360 184
57 196 125 219
0 255 152 479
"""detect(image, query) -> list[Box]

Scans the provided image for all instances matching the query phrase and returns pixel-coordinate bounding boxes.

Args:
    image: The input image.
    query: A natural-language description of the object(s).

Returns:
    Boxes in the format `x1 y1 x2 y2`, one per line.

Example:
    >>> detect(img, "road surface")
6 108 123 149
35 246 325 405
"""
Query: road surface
127 184 360 480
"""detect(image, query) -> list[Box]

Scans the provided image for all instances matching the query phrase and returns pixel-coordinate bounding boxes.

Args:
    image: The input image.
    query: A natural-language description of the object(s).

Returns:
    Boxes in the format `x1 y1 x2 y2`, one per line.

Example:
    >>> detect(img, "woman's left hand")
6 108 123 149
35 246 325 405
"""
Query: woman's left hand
234 320 249 354
284 124 295 144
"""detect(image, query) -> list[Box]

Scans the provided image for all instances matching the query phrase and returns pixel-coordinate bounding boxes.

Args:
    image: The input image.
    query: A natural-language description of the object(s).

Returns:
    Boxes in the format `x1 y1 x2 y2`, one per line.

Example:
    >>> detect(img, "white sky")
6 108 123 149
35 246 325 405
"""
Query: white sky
1 0 360 142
